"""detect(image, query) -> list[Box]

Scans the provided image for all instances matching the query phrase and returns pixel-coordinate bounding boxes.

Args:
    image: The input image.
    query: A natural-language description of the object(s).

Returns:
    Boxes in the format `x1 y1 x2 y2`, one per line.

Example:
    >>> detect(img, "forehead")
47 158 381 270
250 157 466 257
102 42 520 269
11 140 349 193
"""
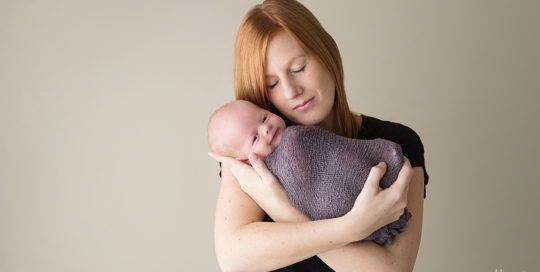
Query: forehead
266 30 307 66
225 102 265 133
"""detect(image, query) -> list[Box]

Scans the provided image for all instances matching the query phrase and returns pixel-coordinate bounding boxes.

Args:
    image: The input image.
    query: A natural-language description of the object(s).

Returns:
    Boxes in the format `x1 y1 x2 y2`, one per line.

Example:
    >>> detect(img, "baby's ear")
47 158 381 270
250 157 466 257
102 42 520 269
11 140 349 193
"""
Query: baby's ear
236 157 252 166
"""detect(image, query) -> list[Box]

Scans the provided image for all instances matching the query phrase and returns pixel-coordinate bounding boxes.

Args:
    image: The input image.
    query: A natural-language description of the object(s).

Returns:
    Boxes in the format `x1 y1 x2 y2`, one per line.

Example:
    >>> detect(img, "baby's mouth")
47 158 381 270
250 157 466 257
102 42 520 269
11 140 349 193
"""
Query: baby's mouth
271 127 282 146
270 130 276 144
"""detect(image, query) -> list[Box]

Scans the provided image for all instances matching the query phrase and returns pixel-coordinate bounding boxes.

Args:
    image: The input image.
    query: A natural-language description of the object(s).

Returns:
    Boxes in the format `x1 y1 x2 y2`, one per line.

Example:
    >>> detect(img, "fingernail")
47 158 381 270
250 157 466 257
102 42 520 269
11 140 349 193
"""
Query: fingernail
249 153 259 162
379 162 386 167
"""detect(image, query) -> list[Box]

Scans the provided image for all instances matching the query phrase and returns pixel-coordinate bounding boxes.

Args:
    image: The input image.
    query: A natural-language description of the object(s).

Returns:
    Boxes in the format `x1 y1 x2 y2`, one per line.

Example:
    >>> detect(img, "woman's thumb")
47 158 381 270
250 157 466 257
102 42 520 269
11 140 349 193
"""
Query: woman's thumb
249 153 266 173
248 153 260 165
249 153 273 185
365 162 387 193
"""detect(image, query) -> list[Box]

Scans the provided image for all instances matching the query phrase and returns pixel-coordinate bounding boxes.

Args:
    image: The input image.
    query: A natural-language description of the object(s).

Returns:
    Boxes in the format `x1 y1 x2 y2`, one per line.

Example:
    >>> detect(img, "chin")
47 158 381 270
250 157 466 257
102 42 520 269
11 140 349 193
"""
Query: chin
297 117 324 126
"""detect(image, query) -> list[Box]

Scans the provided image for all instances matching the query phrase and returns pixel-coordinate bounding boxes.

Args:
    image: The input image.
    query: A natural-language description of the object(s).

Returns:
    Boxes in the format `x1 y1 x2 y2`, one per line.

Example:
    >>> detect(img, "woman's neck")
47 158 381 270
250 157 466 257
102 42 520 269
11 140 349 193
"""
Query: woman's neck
317 110 339 134
354 114 363 130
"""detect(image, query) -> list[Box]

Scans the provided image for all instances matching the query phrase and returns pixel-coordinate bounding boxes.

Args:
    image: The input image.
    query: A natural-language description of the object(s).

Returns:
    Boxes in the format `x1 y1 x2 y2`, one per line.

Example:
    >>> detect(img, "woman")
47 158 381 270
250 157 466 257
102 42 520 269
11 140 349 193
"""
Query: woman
209 0 428 271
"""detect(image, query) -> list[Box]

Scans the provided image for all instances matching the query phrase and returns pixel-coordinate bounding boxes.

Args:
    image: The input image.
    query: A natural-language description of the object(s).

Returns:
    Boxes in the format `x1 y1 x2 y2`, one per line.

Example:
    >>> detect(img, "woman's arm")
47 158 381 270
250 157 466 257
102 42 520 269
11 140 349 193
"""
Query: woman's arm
212 153 413 272
215 165 375 272
260 162 424 272
317 166 424 272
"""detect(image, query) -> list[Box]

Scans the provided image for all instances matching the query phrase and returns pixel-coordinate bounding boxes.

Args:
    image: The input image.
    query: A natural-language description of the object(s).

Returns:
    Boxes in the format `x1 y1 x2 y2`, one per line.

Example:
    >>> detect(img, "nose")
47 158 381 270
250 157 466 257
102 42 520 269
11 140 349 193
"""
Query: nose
282 77 302 100
259 123 271 137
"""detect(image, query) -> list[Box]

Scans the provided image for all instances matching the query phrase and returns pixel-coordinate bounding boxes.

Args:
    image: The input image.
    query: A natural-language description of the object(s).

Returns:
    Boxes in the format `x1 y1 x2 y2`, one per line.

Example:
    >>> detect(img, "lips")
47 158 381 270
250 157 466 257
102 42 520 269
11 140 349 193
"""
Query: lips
271 127 284 147
294 97 314 111
270 128 278 144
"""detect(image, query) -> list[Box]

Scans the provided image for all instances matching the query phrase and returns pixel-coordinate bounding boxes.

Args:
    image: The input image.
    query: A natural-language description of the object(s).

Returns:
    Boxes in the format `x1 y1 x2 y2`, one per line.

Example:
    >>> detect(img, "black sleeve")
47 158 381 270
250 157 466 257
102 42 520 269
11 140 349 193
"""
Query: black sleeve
378 122 429 199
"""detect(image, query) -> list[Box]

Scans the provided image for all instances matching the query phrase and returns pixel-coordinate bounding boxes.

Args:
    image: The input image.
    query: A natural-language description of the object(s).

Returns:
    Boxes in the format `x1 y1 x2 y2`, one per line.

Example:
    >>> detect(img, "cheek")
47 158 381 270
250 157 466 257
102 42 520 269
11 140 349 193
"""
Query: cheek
319 74 335 103
324 83 336 104
309 67 332 93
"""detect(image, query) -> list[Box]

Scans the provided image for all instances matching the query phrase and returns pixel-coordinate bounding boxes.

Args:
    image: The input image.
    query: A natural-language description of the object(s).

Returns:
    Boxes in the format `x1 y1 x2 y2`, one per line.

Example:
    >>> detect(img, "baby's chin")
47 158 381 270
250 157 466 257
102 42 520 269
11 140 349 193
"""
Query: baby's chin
254 147 278 159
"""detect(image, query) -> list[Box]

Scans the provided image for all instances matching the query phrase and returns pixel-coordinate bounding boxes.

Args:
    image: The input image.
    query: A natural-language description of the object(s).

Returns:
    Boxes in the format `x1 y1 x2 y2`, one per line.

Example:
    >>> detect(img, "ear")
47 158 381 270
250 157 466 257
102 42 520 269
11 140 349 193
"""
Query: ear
236 157 252 166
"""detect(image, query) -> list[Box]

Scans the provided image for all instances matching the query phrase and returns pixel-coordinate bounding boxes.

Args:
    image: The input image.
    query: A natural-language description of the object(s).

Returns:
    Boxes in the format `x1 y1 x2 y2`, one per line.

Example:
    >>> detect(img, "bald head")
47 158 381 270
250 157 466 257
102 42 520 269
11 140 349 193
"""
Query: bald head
207 100 251 158
208 100 285 160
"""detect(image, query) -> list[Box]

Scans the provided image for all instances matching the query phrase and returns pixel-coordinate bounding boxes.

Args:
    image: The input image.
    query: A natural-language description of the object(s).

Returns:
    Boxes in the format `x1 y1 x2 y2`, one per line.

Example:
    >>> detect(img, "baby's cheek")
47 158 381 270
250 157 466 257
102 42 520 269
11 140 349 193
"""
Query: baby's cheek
264 145 278 157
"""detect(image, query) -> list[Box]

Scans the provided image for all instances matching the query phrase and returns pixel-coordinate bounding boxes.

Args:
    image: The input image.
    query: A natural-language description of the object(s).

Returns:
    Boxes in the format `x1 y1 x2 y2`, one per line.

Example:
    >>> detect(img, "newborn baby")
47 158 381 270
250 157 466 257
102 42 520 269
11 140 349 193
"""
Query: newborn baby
207 100 411 246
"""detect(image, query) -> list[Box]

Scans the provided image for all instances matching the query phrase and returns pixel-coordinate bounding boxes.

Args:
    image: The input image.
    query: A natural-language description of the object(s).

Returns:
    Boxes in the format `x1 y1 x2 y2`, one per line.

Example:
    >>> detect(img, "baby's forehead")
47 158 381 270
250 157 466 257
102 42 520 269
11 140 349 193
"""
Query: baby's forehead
223 102 261 131
214 103 246 127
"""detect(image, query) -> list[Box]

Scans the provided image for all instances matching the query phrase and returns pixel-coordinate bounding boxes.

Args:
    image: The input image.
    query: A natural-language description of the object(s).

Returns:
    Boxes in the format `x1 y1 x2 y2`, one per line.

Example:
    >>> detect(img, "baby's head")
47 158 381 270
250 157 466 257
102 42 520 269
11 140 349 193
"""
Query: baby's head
208 100 286 164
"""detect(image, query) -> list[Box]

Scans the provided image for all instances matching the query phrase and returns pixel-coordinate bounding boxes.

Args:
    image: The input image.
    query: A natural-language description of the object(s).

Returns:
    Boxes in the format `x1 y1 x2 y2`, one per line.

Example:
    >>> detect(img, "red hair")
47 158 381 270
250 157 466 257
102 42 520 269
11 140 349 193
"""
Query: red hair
234 0 358 138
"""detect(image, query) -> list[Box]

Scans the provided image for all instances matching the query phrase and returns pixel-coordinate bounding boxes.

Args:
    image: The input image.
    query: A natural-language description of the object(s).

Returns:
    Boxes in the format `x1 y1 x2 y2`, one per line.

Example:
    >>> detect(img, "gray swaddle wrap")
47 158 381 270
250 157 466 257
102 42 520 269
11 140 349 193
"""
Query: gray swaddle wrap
263 125 411 247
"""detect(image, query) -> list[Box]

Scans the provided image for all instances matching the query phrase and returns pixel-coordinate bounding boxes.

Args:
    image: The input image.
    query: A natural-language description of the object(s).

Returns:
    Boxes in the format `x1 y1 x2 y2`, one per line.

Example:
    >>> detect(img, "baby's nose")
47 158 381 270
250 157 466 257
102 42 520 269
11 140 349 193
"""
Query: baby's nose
260 124 270 135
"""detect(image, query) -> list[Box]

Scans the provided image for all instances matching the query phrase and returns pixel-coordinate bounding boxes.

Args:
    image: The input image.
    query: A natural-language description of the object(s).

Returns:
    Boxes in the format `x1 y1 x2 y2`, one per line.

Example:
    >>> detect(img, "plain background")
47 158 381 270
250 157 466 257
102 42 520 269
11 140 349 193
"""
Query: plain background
1 0 539 271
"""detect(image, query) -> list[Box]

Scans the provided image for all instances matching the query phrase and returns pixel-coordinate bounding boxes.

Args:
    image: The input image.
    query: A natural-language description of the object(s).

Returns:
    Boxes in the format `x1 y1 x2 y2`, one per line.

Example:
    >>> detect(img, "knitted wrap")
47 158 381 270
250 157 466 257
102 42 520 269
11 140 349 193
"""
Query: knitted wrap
263 125 411 247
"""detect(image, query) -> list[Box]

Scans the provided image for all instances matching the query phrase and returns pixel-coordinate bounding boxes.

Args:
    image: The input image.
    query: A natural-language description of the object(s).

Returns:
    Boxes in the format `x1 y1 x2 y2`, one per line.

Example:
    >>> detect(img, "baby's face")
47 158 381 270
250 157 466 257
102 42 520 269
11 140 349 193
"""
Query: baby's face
223 102 286 159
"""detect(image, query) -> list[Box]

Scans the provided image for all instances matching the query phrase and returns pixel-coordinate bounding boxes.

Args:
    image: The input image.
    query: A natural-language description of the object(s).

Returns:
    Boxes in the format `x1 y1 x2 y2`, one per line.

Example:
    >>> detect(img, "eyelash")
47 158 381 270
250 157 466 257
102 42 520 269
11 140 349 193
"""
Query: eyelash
267 65 306 89
293 65 306 74
253 115 268 143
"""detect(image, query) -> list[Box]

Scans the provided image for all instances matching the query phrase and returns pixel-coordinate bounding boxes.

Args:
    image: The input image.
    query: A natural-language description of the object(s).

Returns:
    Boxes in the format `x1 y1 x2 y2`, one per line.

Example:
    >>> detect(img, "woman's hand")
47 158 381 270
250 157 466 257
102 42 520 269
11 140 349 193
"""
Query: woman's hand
208 152 292 217
344 157 413 241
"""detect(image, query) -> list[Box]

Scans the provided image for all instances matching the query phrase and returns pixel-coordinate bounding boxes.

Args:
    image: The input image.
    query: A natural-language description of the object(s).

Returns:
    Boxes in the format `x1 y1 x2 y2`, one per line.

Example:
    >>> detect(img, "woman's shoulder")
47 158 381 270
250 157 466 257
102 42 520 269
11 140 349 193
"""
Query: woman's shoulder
359 114 429 198
358 114 424 159
358 115 421 144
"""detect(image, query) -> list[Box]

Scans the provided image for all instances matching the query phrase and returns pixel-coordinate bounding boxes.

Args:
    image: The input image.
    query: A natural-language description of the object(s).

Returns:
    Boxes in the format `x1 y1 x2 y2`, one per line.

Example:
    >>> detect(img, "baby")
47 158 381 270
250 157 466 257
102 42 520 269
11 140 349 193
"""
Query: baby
208 100 411 246
207 100 287 165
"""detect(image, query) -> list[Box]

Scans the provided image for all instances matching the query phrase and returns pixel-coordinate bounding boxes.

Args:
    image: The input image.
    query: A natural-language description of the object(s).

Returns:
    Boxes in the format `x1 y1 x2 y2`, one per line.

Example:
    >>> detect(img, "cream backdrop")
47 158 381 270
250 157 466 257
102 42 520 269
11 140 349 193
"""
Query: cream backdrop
1 0 539 271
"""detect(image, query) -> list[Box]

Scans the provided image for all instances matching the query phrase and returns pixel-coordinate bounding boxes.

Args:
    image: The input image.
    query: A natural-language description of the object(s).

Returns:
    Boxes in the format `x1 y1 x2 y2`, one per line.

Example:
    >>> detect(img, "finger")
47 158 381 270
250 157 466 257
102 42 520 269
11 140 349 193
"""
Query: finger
210 152 257 179
209 152 244 172
390 156 413 194
208 151 229 163
402 158 412 196
228 161 260 189
364 162 387 194
209 151 244 168
248 153 275 186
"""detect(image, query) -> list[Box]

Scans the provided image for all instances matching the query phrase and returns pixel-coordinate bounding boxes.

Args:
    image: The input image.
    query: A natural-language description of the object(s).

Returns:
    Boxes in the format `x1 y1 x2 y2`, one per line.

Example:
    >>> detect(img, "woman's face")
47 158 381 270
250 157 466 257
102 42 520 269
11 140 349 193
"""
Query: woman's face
265 29 336 130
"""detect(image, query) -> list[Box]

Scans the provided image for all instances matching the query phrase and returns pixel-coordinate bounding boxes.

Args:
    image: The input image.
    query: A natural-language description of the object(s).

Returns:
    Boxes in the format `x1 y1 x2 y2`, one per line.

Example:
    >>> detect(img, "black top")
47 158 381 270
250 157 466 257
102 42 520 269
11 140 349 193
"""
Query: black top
357 115 429 198
219 115 429 272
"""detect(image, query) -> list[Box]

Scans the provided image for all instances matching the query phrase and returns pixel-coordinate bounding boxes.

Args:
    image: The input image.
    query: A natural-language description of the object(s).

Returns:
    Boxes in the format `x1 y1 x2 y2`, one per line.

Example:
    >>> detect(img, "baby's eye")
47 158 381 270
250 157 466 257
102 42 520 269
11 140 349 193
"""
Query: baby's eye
253 134 258 143
263 116 267 122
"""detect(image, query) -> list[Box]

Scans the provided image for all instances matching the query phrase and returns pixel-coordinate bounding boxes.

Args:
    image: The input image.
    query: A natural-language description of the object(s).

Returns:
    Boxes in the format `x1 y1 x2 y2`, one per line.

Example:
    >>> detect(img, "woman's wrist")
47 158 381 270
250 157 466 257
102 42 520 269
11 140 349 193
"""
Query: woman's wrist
264 200 311 223
268 201 371 243
341 211 376 242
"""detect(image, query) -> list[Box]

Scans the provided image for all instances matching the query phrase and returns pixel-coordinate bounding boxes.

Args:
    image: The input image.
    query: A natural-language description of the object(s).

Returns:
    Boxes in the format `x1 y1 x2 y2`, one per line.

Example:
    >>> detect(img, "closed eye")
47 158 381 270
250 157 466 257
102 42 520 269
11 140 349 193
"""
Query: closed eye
267 64 305 89
292 65 306 74
268 81 278 89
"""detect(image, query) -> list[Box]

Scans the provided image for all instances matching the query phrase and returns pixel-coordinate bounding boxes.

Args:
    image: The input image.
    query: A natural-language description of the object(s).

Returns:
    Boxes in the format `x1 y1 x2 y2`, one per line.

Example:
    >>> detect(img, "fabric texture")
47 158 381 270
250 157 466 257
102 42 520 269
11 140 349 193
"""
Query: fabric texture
265 114 428 272
263 125 411 247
